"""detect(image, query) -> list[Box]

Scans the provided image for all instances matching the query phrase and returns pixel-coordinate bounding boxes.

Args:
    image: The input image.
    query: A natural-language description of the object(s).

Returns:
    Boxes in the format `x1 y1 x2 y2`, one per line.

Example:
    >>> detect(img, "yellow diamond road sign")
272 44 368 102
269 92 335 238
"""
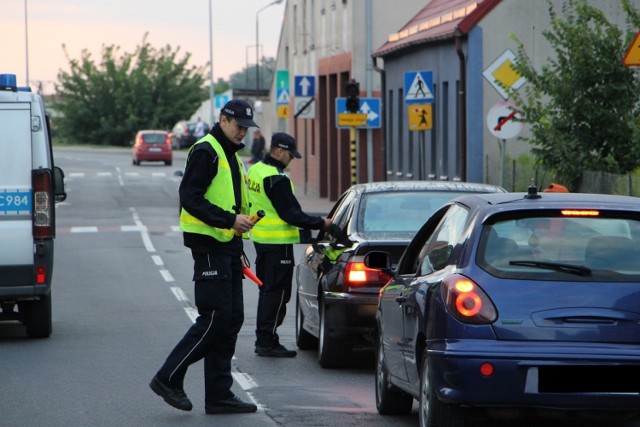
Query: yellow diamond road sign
483 49 526 99
623 31 640 66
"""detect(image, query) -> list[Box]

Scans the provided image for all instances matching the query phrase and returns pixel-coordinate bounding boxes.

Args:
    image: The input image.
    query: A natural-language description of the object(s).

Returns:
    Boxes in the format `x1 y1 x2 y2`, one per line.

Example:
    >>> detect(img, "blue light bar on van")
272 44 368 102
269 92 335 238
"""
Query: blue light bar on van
0 74 18 92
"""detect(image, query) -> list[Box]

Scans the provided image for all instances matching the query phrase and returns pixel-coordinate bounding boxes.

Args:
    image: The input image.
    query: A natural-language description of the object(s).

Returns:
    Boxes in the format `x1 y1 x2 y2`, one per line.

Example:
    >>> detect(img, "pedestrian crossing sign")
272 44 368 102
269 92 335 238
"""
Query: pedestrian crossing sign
405 71 434 104
408 104 432 131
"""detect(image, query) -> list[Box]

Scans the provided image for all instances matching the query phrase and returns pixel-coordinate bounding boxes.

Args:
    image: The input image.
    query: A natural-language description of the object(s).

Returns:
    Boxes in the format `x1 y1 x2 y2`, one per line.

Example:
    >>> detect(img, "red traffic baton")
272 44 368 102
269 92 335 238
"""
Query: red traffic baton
242 265 263 287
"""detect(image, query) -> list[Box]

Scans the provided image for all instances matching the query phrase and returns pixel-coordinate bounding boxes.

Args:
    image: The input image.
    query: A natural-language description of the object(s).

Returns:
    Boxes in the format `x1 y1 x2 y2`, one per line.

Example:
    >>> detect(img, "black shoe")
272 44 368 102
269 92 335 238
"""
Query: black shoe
149 376 193 411
255 344 297 358
205 395 258 414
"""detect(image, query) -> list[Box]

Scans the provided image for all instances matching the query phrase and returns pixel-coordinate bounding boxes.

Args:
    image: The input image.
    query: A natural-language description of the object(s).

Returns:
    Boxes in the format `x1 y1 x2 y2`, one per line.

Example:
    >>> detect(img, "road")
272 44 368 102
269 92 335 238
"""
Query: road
0 147 417 427
0 147 635 427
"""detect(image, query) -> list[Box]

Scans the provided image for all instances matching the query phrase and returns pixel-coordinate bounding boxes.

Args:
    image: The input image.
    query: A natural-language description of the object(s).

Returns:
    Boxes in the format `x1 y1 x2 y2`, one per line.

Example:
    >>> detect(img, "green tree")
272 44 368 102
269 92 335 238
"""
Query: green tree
54 34 208 146
508 0 640 190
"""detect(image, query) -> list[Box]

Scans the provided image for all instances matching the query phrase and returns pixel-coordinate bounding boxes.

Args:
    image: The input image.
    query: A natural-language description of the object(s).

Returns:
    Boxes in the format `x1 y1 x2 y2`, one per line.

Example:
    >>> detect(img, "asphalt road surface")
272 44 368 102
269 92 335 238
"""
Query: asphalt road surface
0 147 636 427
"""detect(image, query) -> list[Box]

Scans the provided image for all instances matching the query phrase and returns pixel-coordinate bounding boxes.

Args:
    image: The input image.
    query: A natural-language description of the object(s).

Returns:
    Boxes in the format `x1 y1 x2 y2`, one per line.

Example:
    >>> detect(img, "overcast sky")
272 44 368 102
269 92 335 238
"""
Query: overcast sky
1 0 285 94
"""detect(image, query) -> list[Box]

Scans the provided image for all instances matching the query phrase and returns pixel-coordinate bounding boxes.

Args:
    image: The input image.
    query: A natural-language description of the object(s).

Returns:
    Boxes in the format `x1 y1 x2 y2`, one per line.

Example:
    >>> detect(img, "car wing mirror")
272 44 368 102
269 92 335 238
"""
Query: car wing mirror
364 251 394 277
53 166 67 203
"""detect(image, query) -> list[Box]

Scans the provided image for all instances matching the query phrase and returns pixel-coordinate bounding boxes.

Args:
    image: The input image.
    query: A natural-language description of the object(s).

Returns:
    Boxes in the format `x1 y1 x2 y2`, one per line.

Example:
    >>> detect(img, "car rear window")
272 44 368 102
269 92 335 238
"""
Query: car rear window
358 191 469 234
478 211 640 281
142 133 167 144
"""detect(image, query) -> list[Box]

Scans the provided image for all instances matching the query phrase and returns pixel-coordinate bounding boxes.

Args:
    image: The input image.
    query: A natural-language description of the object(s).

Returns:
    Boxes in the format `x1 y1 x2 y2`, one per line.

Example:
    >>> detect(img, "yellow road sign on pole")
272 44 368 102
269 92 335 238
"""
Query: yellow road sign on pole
277 105 290 119
408 104 432 131
338 113 367 127
623 31 640 66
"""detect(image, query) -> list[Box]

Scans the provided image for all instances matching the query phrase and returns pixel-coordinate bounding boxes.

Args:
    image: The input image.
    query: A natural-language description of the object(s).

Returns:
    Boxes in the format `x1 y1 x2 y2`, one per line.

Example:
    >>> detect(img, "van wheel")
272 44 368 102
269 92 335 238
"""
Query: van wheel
23 293 52 338
318 298 348 368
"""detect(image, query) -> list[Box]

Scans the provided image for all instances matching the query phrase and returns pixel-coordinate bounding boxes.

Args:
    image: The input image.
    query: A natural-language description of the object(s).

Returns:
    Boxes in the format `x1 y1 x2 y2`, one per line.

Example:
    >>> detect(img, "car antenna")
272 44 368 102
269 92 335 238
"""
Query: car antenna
524 180 541 199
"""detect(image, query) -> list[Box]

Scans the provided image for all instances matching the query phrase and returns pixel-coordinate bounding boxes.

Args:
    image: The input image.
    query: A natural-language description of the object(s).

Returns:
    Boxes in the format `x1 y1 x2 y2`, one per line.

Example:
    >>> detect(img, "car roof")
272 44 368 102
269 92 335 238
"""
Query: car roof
137 130 168 134
454 190 640 213
347 180 506 194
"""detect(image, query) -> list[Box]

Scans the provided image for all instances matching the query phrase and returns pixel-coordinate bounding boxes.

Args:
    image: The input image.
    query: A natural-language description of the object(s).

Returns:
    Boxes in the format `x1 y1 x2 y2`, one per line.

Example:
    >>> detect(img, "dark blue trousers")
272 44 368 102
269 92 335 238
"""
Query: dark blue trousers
254 242 294 348
156 251 244 403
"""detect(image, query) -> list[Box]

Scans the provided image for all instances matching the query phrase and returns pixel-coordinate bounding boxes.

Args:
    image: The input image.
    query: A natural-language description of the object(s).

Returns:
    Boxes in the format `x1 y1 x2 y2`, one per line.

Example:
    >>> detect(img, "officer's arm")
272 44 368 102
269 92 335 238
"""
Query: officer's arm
179 148 236 229
268 176 326 230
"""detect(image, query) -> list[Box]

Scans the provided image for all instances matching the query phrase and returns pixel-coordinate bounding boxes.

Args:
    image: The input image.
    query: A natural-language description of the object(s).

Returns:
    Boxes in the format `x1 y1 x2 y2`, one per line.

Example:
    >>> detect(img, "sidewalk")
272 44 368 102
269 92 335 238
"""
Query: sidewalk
296 191 335 217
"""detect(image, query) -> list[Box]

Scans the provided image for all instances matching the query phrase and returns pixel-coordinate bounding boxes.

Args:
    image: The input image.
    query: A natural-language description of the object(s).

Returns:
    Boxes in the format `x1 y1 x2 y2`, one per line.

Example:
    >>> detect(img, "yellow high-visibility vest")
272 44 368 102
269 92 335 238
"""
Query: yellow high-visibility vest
179 135 248 242
247 162 299 243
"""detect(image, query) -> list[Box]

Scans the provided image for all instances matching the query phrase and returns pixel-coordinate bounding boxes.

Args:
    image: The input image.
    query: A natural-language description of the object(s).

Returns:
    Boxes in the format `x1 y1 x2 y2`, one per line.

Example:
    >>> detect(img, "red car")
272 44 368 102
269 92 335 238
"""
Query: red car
132 130 172 166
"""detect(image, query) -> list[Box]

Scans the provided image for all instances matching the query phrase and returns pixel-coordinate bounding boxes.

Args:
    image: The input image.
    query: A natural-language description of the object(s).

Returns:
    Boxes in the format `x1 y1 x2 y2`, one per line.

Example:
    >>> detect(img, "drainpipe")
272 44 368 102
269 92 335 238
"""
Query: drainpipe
455 30 467 182
372 56 386 179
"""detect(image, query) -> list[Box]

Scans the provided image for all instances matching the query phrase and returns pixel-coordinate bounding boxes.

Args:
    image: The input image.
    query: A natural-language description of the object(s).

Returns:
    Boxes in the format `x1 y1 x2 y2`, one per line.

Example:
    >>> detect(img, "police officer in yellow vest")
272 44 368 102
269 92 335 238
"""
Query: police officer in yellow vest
247 132 331 357
150 99 258 415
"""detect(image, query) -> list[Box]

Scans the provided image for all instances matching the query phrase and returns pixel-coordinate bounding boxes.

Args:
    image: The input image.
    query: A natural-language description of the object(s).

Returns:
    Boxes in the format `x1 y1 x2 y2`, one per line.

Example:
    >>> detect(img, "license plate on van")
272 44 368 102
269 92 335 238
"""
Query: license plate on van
0 190 32 214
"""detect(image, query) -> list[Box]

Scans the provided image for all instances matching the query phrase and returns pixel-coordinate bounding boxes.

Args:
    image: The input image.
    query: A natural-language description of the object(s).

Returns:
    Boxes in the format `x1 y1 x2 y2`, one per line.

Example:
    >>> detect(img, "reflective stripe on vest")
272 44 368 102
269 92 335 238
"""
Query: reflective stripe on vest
247 162 299 244
179 135 248 242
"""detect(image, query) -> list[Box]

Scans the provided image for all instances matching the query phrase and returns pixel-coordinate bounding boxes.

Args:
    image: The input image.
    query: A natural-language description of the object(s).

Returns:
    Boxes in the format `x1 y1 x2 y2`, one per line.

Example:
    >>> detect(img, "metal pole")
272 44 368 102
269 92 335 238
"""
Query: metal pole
256 0 283 92
365 0 373 183
24 0 29 87
209 0 215 125
255 10 259 91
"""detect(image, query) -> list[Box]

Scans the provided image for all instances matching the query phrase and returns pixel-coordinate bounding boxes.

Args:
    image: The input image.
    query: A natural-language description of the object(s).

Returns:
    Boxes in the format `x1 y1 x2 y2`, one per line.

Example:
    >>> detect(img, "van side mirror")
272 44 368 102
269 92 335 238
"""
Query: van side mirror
53 166 67 203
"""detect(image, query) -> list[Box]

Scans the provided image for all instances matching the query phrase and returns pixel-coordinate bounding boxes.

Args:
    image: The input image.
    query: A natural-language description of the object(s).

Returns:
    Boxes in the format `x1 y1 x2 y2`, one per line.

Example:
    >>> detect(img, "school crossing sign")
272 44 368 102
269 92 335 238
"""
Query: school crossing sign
404 71 434 104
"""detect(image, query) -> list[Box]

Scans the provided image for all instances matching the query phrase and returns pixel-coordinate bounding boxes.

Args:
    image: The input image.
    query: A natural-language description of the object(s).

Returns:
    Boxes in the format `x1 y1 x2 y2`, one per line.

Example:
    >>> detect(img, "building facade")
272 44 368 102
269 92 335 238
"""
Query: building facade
265 0 640 199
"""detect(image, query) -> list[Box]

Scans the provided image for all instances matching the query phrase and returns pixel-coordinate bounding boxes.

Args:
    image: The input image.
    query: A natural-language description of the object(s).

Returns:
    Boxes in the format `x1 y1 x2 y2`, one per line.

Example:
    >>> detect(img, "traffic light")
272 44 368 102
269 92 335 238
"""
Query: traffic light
345 79 360 113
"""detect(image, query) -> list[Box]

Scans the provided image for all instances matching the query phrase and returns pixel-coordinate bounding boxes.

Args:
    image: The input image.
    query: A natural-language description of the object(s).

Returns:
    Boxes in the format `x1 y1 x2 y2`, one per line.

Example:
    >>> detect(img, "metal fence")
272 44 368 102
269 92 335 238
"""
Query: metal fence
493 157 640 196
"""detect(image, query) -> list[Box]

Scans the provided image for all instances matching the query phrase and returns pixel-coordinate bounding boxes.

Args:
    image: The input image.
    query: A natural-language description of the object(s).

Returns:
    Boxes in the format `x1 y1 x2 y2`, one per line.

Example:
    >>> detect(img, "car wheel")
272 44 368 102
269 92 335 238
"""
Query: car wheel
165 160 172 166
419 355 465 427
295 294 318 350
318 297 348 368
375 327 413 415
22 292 52 338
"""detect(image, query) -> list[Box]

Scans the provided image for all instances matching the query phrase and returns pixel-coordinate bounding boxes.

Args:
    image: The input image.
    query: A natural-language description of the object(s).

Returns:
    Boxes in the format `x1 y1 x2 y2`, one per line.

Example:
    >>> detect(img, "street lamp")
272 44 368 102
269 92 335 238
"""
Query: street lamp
256 0 283 91
24 0 29 87
208 0 215 125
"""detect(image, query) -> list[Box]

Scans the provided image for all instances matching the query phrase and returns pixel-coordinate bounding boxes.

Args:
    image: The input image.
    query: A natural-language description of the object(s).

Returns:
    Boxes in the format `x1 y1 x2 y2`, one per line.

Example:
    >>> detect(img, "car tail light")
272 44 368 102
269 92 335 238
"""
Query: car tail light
35 265 46 284
32 169 53 238
165 134 171 145
344 261 391 287
441 274 497 324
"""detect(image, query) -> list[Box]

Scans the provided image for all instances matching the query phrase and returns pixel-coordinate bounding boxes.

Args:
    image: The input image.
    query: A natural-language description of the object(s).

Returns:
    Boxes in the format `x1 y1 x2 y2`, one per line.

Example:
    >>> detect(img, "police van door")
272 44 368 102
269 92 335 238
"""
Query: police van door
0 102 34 276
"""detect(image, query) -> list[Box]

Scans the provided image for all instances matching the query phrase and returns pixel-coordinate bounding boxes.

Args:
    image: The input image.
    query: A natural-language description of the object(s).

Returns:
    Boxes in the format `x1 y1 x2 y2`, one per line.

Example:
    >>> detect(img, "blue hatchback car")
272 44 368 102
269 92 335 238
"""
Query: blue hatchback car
373 186 640 425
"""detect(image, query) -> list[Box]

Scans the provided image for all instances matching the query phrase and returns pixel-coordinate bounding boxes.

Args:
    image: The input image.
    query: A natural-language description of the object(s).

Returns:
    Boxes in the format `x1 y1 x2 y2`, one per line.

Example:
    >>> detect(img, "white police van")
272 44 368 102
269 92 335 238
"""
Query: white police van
0 74 66 338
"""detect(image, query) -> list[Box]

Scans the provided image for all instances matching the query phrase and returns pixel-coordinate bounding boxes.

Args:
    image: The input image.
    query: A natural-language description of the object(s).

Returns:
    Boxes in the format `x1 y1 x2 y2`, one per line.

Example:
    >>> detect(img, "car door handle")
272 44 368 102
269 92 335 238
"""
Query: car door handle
395 296 407 304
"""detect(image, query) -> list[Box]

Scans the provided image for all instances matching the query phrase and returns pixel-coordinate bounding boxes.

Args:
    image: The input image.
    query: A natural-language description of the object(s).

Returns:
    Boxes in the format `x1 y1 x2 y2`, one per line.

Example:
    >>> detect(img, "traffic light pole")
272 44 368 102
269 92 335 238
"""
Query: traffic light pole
350 126 357 185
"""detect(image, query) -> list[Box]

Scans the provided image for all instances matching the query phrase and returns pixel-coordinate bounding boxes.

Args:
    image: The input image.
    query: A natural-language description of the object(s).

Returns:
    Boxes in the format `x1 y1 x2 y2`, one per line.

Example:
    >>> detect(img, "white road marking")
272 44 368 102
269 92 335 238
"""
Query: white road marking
184 307 199 323
151 255 164 266
159 269 174 282
170 286 189 302
70 226 98 233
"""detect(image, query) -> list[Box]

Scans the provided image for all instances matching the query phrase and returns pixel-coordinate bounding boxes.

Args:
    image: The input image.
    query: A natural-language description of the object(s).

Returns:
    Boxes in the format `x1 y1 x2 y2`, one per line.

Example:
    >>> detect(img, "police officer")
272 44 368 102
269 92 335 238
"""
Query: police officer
247 132 331 357
150 99 258 414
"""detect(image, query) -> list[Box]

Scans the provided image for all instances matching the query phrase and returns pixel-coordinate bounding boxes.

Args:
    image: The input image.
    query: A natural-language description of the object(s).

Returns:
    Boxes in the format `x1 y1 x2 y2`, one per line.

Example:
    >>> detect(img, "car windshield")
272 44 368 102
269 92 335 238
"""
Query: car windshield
358 191 468 235
478 212 640 281
142 133 166 144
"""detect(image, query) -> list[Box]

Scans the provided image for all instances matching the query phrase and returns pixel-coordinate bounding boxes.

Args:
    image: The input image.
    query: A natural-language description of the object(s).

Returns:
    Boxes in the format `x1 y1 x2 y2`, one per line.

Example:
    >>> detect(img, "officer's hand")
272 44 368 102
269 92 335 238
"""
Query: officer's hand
233 214 254 234
322 218 332 231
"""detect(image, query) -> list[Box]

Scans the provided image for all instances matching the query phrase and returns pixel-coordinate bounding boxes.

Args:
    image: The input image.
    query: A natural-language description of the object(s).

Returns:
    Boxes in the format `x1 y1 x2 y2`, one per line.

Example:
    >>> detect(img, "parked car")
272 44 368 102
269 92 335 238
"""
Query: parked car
171 120 209 149
132 130 172 166
294 181 505 368
373 187 640 425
